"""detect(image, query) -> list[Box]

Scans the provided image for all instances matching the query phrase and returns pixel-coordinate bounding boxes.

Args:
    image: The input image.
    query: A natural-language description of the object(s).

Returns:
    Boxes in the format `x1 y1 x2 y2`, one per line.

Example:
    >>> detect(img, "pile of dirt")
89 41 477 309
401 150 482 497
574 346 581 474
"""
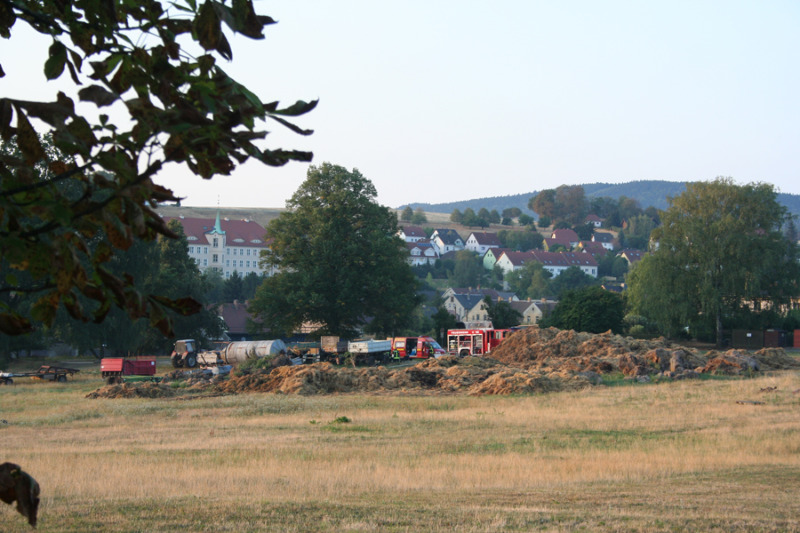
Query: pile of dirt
85 382 187 399
86 328 800 399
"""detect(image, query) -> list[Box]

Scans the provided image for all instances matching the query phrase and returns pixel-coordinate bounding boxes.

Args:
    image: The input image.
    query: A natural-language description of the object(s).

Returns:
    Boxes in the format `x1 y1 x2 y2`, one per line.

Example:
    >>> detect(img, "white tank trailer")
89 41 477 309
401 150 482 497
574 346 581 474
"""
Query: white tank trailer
172 339 287 368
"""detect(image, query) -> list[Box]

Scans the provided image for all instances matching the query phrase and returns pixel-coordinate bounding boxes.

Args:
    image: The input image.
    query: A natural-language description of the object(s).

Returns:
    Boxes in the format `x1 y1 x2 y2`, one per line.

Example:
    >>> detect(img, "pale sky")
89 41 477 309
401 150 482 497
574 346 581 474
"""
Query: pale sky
4 1 799 208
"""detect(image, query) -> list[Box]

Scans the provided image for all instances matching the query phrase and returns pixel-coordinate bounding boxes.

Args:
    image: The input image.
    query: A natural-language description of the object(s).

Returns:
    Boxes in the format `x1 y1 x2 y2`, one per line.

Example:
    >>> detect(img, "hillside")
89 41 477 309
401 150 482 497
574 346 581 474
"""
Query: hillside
404 180 800 218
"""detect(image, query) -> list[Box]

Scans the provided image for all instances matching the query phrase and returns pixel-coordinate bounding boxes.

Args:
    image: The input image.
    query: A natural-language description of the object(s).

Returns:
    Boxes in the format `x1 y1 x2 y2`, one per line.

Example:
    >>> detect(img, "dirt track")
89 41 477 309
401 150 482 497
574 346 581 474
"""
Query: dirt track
86 328 800 399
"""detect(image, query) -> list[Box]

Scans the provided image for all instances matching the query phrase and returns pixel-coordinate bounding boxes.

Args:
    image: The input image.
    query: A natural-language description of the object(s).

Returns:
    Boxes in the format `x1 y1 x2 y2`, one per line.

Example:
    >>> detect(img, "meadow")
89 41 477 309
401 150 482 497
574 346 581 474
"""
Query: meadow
1 359 799 532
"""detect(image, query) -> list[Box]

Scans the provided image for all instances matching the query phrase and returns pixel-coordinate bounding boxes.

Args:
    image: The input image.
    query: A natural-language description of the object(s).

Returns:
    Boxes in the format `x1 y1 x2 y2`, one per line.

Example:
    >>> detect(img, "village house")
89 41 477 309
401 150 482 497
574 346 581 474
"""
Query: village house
163 213 273 278
577 240 609 258
482 247 513 271
494 251 536 275
495 250 598 278
585 214 603 228
508 299 558 326
397 225 426 242
465 231 502 255
620 249 646 266
441 287 518 323
216 300 256 341
592 231 616 250
429 228 465 255
544 228 582 251
405 239 438 266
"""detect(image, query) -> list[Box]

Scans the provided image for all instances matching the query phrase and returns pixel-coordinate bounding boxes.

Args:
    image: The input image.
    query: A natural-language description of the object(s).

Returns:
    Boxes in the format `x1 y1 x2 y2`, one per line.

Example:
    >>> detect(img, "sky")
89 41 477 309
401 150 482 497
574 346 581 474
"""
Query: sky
4 1 799 209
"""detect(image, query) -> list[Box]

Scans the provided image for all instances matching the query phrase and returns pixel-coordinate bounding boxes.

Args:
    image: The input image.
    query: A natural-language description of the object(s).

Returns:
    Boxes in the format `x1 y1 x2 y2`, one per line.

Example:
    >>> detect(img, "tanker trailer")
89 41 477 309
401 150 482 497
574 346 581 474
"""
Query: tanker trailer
219 340 288 365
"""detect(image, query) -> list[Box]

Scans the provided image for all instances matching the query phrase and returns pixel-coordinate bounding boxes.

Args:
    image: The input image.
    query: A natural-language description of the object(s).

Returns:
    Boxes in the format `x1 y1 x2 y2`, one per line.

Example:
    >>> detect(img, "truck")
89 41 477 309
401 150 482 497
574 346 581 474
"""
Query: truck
171 339 288 368
391 336 446 359
320 336 393 366
446 328 512 356
100 357 157 385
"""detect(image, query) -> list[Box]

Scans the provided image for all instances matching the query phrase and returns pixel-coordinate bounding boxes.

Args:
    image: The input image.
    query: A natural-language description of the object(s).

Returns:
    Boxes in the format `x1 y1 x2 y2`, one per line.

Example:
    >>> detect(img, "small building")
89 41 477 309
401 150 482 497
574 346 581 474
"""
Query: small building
430 229 465 255
592 231 616 251
483 247 513 271
465 232 502 255
585 214 603 228
398 225 426 243
620 249 646 266
509 299 558 326
406 239 438 266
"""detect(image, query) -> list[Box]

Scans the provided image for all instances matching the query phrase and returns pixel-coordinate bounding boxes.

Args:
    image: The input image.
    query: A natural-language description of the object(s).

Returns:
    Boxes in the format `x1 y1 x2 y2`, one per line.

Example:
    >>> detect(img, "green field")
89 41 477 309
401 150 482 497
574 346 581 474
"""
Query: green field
1 357 799 532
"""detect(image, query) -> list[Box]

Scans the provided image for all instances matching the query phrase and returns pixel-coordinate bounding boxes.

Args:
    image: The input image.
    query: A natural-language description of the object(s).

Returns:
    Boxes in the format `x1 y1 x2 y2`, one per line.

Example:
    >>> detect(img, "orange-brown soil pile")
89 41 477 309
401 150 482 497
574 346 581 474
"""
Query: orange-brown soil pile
86 328 800 399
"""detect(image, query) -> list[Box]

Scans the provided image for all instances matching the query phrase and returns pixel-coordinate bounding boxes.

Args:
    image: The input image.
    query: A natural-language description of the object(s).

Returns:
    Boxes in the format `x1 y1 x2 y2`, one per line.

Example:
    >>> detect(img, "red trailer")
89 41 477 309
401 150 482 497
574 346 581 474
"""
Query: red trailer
101 357 157 384
446 328 512 356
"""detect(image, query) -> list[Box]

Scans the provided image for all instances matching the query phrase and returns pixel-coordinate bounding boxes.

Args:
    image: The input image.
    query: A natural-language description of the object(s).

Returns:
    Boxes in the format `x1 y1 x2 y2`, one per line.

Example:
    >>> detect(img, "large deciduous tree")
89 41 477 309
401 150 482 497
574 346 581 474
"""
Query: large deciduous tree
529 185 587 226
0 1 315 337
627 178 800 346
542 286 625 334
250 163 419 338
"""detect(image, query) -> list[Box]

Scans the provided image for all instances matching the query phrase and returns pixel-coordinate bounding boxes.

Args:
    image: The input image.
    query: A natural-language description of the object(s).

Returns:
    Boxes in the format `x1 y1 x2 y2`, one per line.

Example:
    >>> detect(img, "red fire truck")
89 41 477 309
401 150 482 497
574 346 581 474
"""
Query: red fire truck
446 328 512 356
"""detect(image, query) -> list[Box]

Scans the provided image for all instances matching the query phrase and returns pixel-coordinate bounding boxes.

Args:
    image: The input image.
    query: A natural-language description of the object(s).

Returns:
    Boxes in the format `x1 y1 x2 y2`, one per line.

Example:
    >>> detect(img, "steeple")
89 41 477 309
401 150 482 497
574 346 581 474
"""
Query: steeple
213 209 225 235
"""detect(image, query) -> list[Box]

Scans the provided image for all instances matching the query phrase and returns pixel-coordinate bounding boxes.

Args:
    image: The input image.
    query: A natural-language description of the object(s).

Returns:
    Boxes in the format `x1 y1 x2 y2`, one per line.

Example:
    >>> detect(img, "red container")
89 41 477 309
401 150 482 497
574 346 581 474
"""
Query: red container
124 357 156 376
101 357 156 376
794 330 800 348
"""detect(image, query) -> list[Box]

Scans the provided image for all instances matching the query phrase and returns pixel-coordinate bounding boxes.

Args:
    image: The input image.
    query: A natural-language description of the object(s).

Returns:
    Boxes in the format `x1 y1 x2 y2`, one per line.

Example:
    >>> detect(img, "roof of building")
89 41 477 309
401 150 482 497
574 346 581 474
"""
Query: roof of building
578 241 609 257
468 232 503 246
621 249 646 263
530 250 598 268
432 228 464 245
498 250 536 267
446 287 517 301
163 215 269 247
585 214 603 223
592 232 615 243
551 228 580 242
399 225 426 238
217 301 253 335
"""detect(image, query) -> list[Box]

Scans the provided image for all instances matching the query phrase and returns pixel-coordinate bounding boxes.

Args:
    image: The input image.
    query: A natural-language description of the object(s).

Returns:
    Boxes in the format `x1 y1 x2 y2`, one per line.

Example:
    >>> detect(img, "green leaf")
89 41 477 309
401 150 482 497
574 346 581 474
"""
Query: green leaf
44 41 67 80
79 85 119 107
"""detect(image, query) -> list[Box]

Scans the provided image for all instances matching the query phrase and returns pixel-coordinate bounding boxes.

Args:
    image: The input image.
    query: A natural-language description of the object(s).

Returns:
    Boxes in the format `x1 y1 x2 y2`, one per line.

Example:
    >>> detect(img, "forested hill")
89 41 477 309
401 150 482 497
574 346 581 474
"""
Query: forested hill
403 180 800 218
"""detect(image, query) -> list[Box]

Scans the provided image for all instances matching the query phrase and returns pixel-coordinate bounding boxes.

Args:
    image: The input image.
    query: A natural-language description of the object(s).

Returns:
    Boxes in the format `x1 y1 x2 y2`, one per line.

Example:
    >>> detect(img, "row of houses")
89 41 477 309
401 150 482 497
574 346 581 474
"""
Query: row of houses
441 287 556 326
401 225 645 278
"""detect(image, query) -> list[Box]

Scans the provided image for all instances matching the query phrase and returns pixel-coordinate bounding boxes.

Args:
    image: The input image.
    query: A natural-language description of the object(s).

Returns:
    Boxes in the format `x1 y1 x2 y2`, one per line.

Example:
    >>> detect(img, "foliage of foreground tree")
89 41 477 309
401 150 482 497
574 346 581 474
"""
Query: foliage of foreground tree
250 163 420 338
627 178 800 346
0 1 315 337
541 286 625 334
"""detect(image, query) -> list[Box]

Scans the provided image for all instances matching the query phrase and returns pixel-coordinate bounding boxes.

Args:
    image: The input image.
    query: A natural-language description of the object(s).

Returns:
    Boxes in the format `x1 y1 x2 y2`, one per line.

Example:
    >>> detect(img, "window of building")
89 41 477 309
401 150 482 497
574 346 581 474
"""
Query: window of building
239 260 243 267
203 259 208 266
213 238 218 247
233 249 237 255
212 254 218 263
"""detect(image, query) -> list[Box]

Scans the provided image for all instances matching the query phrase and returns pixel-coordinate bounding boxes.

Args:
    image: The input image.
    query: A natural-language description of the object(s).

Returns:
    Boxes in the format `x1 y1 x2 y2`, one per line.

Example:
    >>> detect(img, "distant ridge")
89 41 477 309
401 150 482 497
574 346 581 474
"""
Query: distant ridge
403 180 800 218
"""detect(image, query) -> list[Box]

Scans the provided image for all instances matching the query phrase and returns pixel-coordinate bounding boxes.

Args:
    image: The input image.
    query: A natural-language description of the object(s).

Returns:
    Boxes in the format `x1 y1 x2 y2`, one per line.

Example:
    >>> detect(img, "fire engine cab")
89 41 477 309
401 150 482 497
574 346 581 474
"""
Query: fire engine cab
447 328 512 356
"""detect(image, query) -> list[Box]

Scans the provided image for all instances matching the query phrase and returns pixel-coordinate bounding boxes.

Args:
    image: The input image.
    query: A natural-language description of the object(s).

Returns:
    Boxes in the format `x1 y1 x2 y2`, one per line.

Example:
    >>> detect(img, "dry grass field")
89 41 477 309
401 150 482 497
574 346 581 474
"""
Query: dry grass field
2 359 800 532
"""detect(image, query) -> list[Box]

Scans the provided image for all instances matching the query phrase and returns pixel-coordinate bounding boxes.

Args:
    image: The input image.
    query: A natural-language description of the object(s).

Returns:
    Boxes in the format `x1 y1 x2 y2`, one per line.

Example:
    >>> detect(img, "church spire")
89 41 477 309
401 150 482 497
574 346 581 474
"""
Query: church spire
213 209 225 234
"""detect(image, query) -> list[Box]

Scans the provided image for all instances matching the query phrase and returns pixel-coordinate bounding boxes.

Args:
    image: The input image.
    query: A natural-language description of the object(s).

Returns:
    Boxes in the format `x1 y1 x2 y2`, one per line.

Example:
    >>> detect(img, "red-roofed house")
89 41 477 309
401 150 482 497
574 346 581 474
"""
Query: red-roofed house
163 212 273 278
406 239 438 266
545 228 581 250
620 249 646 266
398 225 426 242
465 232 502 255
